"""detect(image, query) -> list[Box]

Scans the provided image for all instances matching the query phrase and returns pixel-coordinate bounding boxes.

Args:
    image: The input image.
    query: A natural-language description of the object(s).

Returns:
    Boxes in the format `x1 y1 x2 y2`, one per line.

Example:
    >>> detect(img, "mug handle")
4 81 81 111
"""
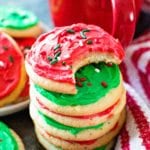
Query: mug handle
110 0 136 47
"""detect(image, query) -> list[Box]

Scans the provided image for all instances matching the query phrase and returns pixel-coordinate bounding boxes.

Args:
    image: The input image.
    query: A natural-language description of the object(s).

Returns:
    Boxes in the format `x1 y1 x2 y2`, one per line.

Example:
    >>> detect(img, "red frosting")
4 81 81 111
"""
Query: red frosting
15 37 36 98
26 23 124 84
37 98 119 119
0 33 23 99
19 78 29 98
45 122 119 145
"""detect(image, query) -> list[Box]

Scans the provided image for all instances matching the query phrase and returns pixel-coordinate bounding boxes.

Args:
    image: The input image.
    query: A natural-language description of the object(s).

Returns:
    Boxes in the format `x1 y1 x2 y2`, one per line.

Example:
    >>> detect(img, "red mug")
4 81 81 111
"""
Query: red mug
49 0 143 47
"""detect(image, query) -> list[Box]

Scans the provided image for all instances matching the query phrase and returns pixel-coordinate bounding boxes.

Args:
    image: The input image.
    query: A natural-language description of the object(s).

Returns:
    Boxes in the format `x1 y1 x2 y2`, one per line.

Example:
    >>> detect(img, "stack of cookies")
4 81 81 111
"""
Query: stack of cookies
26 23 126 150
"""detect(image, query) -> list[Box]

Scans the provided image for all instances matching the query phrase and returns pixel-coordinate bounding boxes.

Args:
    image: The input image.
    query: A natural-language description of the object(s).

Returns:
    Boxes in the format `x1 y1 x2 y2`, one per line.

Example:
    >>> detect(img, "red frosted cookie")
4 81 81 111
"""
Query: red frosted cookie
0 32 27 107
26 23 125 94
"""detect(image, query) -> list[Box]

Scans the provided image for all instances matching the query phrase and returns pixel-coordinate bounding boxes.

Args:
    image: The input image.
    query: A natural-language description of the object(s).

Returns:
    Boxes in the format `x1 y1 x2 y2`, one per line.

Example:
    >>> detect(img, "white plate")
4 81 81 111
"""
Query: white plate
0 100 29 117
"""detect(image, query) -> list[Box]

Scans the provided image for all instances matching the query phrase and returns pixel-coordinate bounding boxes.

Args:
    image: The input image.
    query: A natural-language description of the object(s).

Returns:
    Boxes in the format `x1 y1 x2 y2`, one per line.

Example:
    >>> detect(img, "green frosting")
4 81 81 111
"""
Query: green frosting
35 62 120 106
0 122 18 150
94 145 106 150
0 6 38 29
39 111 104 135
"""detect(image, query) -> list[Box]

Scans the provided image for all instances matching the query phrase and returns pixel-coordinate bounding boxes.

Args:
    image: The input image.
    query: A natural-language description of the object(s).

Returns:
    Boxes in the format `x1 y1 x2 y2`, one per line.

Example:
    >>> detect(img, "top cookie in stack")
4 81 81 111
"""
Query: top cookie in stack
26 23 126 150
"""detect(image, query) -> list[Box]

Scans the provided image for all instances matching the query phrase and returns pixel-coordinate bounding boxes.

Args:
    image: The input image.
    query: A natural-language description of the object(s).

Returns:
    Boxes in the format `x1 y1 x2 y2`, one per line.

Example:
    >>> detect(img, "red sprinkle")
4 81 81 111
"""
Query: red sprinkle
79 77 86 82
76 81 83 87
87 82 92 86
101 81 108 88
106 62 113 67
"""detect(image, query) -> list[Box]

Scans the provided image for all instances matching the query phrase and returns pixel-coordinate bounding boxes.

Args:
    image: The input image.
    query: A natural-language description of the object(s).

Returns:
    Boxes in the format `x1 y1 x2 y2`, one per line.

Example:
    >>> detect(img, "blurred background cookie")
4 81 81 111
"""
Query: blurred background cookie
0 121 24 150
0 32 27 107
0 6 42 38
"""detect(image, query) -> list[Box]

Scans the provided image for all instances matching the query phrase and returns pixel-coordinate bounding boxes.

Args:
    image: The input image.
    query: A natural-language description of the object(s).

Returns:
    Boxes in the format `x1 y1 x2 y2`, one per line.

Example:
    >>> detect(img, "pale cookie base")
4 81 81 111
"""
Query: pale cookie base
0 23 42 38
30 102 122 141
32 90 126 127
35 109 125 150
30 79 125 116
25 52 122 94
11 130 25 150
0 33 27 107
36 129 115 150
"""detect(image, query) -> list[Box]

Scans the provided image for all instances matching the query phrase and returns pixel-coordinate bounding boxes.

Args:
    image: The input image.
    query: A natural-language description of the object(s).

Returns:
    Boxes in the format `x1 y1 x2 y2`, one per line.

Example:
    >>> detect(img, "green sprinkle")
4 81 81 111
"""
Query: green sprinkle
54 51 61 58
66 29 75 34
54 44 60 51
86 39 93 44
80 29 90 39
50 58 58 65
8 55 14 63
47 56 53 61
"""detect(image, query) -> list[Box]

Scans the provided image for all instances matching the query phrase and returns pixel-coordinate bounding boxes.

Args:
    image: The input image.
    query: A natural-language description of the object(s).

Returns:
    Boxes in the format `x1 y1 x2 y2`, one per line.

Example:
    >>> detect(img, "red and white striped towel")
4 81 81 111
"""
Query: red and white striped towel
115 32 150 150
120 31 150 107
115 83 150 150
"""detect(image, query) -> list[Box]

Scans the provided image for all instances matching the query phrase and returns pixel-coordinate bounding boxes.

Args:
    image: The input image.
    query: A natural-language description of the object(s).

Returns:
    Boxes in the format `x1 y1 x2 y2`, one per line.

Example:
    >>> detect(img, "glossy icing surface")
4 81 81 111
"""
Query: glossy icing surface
27 23 124 84
35 62 120 106
0 33 22 99
0 122 18 150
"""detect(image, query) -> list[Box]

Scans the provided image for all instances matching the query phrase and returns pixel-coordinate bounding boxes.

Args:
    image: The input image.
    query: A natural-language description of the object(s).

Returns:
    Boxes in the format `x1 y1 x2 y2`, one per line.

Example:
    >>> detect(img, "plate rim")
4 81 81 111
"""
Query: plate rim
0 100 30 117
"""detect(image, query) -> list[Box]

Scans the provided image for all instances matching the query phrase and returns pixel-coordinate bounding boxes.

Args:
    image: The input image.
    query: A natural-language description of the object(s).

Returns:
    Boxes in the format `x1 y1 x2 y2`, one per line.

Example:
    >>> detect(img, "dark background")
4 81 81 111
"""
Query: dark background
0 1 150 150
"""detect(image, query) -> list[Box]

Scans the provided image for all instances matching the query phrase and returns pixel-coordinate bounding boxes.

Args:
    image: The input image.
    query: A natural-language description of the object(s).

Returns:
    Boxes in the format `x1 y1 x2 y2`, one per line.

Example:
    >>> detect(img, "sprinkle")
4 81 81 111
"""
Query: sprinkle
80 29 90 39
66 29 75 34
95 68 100 73
8 55 14 63
87 82 92 86
47 56 53 61
101 81 108 88
106 62 113 67
79 77 86 82
2 46 8 51
76 81 83 87
62 61 66 66
54 44 60 51
54 51 61 58
50 58 58 65
86 39 93 45
75 77 79 82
